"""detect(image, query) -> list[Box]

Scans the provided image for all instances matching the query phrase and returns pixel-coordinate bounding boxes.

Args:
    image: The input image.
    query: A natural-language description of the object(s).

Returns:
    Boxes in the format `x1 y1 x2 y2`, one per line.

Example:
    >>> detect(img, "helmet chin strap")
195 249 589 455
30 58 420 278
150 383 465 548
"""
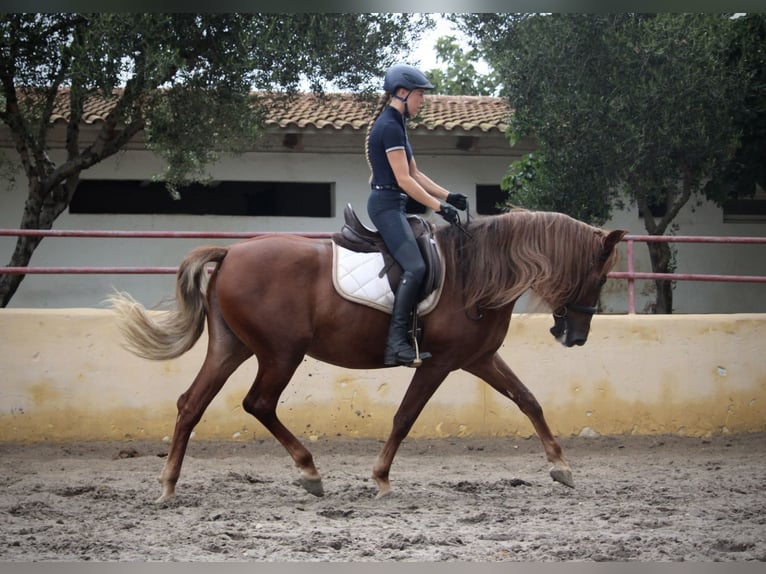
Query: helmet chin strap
392 89 413 118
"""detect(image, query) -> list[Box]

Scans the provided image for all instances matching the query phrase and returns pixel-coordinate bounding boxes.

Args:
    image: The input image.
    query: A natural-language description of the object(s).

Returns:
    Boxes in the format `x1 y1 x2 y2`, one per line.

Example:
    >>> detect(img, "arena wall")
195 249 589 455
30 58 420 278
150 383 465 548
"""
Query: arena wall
1 310 763 442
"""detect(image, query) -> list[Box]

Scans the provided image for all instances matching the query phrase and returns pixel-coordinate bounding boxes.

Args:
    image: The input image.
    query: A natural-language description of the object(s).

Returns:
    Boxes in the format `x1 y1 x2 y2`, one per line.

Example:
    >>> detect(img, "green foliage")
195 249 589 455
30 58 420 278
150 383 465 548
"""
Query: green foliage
425 36 501 96
705 13 766 200
502 151 614 225
467 14 752 227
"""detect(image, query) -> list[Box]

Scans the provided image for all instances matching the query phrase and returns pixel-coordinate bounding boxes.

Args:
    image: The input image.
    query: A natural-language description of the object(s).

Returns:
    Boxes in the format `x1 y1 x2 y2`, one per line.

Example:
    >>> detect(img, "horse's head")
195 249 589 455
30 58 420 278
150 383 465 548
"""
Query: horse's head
549 228 627 347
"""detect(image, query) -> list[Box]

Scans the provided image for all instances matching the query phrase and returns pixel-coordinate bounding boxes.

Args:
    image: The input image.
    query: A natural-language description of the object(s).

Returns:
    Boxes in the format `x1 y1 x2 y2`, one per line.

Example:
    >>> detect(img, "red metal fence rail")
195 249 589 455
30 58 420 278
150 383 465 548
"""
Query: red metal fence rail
611 235 766 313
0 229 332 276
2 229 766 313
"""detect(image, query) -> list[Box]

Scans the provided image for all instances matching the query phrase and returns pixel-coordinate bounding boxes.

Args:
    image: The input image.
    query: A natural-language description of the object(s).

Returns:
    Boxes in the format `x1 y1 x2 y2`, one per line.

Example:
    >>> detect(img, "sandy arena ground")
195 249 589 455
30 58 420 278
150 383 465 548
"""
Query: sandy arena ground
1 432 764 562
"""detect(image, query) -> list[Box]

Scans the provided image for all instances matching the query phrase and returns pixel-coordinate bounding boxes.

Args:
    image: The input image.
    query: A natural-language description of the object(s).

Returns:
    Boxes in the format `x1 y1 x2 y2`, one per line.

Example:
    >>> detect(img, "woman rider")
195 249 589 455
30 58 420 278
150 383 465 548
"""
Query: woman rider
365 64 468 367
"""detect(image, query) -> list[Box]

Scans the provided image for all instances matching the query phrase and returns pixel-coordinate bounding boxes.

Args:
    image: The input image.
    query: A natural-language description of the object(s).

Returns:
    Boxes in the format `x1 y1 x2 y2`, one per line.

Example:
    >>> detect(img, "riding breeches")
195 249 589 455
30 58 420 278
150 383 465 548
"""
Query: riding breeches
367 189 427 286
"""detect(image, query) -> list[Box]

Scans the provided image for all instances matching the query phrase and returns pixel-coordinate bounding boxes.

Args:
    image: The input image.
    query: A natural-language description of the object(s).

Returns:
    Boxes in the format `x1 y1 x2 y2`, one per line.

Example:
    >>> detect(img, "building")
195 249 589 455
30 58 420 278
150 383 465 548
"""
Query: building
1 92 764 312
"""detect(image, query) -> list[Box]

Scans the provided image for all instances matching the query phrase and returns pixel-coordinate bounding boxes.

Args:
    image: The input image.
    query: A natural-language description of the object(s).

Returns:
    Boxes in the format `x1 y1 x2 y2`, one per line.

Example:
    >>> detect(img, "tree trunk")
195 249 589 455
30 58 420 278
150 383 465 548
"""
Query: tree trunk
0 179 71 307
635 174 692 315
645 240 674 314
0 236 44 307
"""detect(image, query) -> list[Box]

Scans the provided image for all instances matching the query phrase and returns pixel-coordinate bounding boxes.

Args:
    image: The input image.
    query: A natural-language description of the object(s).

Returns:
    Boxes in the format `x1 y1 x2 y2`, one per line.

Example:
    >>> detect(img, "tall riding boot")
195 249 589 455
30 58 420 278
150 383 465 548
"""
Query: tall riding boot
383 272 432 367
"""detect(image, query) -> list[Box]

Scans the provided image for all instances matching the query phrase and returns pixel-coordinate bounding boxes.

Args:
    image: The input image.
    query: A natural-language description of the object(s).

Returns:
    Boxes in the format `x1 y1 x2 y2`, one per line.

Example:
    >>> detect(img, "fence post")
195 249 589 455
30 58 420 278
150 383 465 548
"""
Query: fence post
627 238 636 314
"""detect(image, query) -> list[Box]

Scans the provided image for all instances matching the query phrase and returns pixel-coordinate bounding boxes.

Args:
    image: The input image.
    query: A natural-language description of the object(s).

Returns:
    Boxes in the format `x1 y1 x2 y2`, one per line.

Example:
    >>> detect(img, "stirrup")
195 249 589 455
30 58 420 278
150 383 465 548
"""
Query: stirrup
383 343 432 368
410 331 431 367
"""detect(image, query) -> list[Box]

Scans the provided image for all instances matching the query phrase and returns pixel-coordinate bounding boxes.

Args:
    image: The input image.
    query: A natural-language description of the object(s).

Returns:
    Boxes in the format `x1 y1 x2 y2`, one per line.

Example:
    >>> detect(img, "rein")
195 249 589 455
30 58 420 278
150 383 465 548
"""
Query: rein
453 204 484 321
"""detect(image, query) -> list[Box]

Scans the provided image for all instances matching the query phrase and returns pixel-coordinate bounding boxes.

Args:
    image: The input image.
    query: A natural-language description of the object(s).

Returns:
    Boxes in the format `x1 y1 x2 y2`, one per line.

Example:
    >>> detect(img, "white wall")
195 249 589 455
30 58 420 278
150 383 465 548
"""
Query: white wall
1 145 765 312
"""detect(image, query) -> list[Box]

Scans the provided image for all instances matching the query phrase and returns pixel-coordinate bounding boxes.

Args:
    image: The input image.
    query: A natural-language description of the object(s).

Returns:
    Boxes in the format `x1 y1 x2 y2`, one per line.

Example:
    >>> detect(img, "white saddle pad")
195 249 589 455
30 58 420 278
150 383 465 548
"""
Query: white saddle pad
331 242 443 315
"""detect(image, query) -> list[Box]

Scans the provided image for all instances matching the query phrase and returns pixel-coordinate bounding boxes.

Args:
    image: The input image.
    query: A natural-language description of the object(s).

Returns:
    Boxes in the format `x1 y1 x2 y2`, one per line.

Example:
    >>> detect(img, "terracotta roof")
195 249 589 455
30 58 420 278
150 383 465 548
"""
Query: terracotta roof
48 89 511 134
262 93 511 134
410 95 511 134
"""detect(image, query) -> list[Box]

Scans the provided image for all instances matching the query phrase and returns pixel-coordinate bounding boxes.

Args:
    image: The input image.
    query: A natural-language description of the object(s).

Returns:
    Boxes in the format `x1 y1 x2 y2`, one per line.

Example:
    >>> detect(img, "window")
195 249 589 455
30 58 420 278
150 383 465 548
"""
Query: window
476 185 507 215
723 186 766 223
70 180 334 217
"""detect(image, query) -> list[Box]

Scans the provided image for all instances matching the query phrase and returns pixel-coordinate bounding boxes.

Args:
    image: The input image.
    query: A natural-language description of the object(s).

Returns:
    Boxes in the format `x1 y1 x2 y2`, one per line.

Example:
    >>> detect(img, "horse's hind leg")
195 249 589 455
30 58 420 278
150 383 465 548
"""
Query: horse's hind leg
157 310 252 503
465 352 574 488
241 354 324 497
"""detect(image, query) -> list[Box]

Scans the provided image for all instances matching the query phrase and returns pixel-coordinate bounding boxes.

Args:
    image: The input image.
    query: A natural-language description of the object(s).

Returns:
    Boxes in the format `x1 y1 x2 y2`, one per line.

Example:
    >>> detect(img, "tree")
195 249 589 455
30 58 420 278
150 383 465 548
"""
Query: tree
704 13 766 200
0 13 431 306
456 13 753 313
426 35 501 96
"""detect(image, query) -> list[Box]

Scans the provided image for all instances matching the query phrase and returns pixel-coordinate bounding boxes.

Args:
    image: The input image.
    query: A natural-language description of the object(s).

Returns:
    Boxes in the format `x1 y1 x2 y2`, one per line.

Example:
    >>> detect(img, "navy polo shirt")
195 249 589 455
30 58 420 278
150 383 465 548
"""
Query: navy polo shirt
368 106 412 189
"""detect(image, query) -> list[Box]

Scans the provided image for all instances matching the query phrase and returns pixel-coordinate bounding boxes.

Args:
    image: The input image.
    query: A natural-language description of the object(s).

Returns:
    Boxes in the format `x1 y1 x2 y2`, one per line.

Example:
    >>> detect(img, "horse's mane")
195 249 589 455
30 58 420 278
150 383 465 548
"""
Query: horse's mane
437 209 617 311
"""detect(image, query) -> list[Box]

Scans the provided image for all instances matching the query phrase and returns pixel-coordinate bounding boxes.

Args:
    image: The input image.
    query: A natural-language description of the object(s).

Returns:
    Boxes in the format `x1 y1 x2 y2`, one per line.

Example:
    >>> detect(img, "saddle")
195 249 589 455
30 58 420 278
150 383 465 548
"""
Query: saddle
331 203 442 302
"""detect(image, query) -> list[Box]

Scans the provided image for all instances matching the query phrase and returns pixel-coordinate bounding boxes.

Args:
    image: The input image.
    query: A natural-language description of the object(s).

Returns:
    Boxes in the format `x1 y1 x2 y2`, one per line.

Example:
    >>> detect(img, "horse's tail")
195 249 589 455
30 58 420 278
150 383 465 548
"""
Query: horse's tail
108 245 229 361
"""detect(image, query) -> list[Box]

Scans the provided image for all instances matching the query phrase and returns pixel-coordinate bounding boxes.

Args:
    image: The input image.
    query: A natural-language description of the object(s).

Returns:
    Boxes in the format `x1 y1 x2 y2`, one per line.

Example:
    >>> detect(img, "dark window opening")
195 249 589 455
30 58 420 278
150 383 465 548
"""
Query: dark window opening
70 180 334 217
476 185 507 215
723 198 766 223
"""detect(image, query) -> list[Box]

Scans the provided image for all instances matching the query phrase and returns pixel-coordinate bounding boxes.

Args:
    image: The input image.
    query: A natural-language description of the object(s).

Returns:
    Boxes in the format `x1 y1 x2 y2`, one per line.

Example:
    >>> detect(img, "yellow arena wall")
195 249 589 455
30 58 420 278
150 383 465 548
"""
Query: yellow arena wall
0 310 763 442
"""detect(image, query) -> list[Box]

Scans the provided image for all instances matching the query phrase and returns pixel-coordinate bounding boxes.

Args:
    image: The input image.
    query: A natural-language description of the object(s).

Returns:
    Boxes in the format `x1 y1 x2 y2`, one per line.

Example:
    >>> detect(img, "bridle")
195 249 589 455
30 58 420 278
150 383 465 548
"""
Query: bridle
554 303 599 317
550 303 598 339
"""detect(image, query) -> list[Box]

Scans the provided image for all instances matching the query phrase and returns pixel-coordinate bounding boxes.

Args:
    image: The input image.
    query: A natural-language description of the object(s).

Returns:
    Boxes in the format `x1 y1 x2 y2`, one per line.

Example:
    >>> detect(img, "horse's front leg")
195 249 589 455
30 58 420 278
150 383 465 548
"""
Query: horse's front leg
465 352 574 488
372 366 450 497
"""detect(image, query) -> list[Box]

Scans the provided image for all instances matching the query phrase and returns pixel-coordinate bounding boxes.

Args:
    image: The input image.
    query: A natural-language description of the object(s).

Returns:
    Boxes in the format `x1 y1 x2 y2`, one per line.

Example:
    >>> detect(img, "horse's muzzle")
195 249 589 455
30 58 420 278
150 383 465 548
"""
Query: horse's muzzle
550 314 567 339
566 333 588 347
550 308 590 347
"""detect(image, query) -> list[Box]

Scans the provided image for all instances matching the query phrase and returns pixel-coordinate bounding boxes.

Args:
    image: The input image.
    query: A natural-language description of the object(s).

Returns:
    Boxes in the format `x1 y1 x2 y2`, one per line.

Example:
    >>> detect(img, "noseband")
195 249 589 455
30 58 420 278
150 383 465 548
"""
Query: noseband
554 303 598 318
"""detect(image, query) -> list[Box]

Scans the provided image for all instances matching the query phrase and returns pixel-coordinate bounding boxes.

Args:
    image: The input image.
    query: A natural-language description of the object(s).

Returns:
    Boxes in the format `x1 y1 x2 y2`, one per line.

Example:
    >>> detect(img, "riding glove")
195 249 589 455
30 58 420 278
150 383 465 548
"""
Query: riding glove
446 192 468 211
437 203 460 224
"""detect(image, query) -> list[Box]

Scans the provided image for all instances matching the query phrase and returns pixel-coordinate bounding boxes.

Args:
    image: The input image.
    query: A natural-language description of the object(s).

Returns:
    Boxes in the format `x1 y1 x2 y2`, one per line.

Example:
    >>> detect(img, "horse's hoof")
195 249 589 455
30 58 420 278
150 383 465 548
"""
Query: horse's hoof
299 477 325 497
550 468 575 488
375 488 393 499
372 474 392 498
155 493 175 504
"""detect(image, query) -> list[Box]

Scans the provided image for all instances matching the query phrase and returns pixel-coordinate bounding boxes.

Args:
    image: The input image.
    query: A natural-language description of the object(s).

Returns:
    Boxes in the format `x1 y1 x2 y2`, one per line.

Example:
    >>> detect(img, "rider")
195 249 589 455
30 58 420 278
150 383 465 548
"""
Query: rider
365 64 468 367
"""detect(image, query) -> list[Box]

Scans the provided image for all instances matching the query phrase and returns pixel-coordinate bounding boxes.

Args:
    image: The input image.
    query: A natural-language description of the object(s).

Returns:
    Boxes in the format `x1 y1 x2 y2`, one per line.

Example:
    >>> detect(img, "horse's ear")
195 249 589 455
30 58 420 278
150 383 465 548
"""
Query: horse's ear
601 229 627 261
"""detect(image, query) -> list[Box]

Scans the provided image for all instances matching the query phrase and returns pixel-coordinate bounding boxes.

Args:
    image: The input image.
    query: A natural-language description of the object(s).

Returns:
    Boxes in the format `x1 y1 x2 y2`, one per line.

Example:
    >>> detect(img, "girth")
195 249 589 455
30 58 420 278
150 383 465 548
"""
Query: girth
331 203 442 302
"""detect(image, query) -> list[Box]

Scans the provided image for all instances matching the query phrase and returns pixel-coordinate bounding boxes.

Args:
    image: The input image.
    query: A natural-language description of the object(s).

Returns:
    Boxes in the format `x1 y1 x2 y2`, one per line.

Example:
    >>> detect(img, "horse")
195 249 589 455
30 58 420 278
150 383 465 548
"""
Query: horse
109 208 626 502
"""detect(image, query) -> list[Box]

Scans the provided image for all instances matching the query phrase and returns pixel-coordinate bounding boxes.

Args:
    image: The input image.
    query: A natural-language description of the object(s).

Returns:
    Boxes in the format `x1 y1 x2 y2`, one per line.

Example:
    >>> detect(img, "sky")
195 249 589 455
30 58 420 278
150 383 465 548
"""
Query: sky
410 14 490 76
411 15 460 71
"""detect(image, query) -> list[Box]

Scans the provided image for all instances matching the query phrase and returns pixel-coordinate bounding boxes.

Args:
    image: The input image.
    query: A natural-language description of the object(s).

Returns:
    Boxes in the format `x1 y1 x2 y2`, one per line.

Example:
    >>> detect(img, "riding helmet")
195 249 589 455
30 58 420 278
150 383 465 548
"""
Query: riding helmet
383 64 435 93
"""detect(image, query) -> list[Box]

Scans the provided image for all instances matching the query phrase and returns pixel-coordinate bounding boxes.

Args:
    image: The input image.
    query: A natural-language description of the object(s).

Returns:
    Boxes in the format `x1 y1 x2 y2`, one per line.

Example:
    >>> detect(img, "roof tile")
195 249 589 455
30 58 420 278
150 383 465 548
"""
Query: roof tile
48 89 511 134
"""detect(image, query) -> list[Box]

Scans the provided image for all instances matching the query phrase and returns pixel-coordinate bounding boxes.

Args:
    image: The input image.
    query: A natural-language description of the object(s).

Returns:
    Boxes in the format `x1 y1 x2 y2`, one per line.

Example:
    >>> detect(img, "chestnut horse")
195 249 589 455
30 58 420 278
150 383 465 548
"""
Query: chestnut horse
110 209 626 502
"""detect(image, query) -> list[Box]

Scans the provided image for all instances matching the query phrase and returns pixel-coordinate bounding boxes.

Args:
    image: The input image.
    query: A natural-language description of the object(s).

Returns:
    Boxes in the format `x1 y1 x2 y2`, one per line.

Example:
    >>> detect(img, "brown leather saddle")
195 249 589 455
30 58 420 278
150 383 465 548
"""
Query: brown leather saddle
331 203 442 302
